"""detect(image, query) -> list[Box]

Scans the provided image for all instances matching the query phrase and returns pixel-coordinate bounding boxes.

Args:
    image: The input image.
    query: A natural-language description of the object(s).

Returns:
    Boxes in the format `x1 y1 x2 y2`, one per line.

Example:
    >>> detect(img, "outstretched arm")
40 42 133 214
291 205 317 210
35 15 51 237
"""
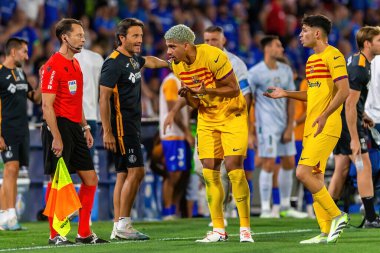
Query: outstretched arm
143 56 171 69
263 86 308 101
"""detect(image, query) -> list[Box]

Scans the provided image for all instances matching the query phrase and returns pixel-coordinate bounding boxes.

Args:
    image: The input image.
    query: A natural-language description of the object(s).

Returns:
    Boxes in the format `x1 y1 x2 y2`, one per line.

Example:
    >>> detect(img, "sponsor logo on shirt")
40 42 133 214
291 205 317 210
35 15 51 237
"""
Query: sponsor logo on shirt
128 72 141 84
48 70 56 90
307 80 321 88
68 80 77 94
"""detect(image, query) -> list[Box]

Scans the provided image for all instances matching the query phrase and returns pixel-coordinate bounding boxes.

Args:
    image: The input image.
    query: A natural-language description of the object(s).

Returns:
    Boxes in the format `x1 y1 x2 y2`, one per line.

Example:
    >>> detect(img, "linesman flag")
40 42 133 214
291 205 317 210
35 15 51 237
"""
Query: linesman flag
43 157 82 236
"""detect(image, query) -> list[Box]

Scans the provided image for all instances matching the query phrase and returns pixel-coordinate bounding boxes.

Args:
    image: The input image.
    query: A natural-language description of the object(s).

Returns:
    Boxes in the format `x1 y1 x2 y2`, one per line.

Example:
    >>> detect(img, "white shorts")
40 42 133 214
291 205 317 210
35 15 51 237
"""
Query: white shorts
257 131 296 158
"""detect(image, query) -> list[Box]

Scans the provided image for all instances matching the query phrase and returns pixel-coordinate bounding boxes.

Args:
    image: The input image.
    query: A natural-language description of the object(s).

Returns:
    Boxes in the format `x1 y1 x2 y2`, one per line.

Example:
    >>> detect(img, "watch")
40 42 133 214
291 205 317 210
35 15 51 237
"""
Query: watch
82 125 91 131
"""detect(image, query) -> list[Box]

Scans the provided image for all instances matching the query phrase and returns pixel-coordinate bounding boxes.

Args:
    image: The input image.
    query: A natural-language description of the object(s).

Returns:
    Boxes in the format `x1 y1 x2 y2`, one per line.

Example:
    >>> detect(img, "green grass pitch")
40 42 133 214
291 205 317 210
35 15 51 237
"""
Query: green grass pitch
0 214 378 253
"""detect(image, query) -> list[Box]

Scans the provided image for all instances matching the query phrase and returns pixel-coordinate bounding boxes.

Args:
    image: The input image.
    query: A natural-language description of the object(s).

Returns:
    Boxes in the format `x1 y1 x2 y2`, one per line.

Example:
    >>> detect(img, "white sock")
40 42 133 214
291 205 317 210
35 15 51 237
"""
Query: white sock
117 217 132 230
7 208 17 219
259 170 273 211
272 204 280 216
113 222 118 230
240 227 250 233
278 168 293 210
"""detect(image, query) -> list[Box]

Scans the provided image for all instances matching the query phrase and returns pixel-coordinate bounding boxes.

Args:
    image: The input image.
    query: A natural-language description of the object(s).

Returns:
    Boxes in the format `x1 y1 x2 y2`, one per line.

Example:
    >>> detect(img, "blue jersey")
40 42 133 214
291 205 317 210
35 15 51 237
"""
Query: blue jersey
248 61 295 133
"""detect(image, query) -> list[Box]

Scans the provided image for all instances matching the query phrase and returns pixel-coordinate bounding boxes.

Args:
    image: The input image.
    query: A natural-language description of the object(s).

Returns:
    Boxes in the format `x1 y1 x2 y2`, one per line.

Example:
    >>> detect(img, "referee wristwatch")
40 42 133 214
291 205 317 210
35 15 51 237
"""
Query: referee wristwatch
82 124 91 132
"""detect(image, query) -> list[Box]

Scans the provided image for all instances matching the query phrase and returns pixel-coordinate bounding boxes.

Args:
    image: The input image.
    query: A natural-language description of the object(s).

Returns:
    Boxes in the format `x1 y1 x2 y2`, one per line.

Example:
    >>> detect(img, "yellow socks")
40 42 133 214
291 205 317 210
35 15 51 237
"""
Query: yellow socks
202 168 225 228
312 186 341 233
313 201 331 234
228 169 250 228
313 186 341 218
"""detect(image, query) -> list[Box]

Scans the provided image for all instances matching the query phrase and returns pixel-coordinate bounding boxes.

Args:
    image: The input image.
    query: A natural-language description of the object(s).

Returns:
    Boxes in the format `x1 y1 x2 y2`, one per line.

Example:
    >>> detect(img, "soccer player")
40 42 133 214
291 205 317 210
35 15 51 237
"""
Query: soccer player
159 73 193 220
40 18 108 245
0 38 41 230
248 35 307 219
164 24 253 243
264 14 350 244
99 18 170 240
203 25 253 225
328 26 380 228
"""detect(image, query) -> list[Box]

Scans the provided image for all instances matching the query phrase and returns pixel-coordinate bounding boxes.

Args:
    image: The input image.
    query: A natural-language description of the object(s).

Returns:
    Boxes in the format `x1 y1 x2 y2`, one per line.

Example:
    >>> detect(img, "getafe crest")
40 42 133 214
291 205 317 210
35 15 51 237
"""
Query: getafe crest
130 58 140 70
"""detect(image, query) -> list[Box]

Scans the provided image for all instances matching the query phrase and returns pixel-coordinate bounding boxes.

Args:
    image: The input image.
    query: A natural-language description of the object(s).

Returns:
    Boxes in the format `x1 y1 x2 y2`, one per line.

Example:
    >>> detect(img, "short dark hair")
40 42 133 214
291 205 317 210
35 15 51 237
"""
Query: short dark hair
204 25 224 34
115 18 144 46
55 18 83 44
5 37 28 56
260 35 279 50
301 14 332 36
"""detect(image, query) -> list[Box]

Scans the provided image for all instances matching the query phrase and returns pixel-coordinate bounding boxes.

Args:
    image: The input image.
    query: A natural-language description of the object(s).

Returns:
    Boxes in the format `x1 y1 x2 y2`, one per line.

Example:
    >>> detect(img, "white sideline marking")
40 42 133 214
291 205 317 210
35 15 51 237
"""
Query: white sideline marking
0 229 313 252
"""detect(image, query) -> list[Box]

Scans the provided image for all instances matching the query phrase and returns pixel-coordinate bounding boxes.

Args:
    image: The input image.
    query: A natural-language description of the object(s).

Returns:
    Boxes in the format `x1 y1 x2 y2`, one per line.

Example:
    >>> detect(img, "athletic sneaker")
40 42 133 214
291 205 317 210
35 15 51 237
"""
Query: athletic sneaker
240 230 254 243
6 216 22 231
110 228 118 240
195 231 228 243
208 219 228 227
299 234 327 244
48 235 74 245
75 233 109 244
363 216 380 228
327 212 349 243
280 208 308 219
115 227 150 240
260 210 273 218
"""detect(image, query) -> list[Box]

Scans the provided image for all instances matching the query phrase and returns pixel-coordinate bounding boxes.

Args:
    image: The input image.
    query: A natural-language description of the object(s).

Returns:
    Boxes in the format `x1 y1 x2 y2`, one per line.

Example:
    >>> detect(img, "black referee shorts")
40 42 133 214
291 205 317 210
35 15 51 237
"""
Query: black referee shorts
42 117 94 175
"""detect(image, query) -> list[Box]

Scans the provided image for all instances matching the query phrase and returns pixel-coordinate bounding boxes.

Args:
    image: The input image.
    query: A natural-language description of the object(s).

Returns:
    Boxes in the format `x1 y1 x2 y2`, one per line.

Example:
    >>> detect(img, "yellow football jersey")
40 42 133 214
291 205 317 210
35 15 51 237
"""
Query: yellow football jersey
171 44 246 123
304 45 348 137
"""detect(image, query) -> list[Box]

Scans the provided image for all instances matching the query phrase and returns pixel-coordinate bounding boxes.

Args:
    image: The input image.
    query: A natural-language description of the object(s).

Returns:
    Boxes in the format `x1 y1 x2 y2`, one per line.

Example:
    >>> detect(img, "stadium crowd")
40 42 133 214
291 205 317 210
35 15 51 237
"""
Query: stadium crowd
1 0 380 119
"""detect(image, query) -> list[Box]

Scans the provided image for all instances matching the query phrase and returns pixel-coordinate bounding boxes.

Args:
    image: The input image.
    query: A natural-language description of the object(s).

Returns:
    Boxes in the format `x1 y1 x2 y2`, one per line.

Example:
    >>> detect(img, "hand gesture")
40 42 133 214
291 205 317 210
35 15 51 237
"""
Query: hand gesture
281 127 293 144
362 114 375 128
103 131 117 153
189 82 206 95
163 112 175 135
263 86 286 99
312 114 327 137
52 136 63 157
84 130 94 148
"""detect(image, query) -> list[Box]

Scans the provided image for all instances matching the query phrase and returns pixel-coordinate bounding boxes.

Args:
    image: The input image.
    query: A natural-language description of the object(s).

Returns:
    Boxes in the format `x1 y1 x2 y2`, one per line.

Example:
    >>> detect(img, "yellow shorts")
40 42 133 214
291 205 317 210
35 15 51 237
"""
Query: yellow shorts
298 133 339 174
197 114 248 160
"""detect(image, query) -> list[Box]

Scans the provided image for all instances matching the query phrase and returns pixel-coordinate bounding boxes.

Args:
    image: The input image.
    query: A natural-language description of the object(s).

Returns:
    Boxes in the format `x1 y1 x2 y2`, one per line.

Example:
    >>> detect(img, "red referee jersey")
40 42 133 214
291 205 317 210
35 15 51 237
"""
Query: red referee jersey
40 52 83 123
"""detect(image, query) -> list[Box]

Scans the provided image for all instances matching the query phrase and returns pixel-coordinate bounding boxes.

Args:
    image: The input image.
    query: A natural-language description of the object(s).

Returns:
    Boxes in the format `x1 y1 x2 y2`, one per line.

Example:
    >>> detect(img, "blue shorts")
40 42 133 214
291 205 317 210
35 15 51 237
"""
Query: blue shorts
162 140 189 172
243 148 255 171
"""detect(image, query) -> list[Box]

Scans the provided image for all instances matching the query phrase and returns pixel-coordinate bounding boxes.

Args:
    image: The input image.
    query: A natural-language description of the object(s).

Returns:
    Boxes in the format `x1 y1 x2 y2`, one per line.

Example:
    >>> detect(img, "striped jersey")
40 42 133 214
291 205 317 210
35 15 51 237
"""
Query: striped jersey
304 45 348 137
171 44 246 124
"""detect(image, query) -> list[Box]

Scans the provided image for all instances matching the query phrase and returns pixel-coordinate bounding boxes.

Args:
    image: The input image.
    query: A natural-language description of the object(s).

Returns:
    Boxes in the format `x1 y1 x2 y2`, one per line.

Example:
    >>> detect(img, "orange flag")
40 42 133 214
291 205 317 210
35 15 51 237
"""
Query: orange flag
43 157 82 236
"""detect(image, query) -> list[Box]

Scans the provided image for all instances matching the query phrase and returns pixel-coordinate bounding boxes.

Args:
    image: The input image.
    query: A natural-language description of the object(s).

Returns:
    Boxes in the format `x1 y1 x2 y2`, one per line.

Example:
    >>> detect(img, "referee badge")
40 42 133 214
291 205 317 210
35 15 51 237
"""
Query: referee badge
68 80 77 95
